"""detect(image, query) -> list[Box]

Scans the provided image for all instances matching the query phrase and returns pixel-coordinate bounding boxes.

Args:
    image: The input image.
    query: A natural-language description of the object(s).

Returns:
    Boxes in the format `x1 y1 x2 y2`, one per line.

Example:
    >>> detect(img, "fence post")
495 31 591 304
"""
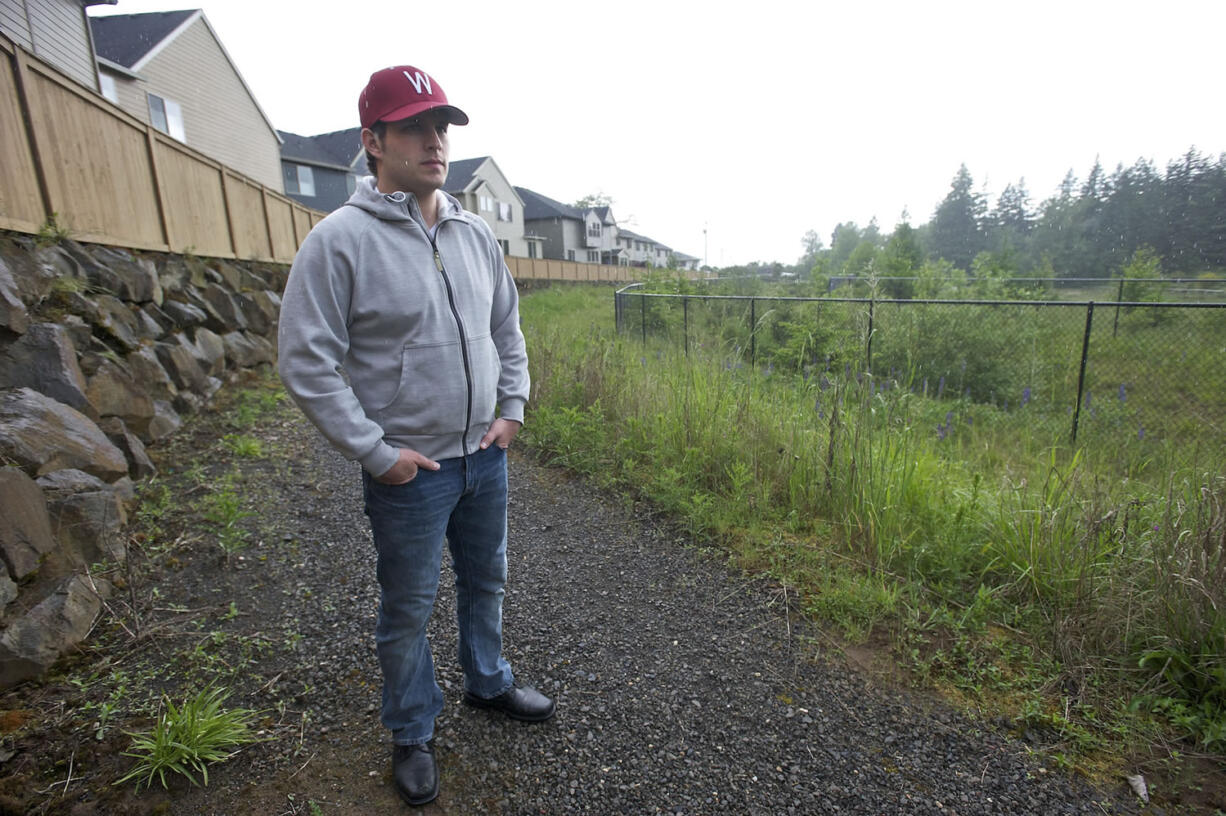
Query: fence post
866 297 875 373
10 48 54 224
1112 278 1124 338
683 296 689 357
614 290 621 334
1071 301 1095 444
750 297 756 369
640 293 647 345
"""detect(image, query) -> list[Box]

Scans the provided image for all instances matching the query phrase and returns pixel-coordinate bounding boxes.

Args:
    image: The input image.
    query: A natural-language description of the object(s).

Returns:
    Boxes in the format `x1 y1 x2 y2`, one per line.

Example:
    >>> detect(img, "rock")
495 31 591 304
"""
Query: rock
222 332 275 368
37 470 127 567
97 417 156 480
0 323 95 419
0 574 107 688
64 244 162 305
0 574 15 609
0 255 29 335
154 339 210 394
196 283 247 333
147 400 182 441
140 302 174 336
86 357 155 431
235 292 270 335
124 345 178 403
160 299 208 330
92 294 142 352
211 260 243 292
60 314 92 349
0 388 128 481
0 467 56 581
249 290 281 328
184 327 226 377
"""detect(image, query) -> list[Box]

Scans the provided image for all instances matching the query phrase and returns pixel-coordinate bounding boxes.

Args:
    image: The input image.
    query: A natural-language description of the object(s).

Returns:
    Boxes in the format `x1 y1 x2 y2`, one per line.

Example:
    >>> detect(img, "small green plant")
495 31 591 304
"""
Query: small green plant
200 477 253 561
116 686 261 791
36 212 71 246
222 433 264 458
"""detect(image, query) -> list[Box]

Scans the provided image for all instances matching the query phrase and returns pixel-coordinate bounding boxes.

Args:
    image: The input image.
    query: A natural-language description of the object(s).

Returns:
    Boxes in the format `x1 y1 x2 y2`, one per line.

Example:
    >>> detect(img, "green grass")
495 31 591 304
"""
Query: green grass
115 686 261 791
518 282 1226 770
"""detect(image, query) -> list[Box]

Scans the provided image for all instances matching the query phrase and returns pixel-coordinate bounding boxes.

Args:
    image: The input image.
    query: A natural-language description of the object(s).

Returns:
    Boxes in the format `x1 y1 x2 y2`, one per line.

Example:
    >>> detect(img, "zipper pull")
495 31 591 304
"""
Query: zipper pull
434 249 443 272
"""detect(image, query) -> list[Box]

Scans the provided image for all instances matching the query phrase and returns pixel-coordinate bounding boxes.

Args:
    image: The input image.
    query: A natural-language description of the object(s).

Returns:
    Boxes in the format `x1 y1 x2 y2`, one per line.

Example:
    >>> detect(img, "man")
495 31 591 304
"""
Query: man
277 65 554 807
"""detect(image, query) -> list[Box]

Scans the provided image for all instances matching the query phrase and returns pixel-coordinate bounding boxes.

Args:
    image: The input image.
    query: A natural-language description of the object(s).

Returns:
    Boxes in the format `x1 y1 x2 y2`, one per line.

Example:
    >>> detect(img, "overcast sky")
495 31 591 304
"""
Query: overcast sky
90 0 1226 267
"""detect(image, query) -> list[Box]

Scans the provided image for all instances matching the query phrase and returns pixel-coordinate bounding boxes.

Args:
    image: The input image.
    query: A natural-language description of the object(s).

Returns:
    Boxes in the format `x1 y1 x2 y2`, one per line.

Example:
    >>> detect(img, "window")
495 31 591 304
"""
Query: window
587 221 601 238
497 202 512 222
283 164 315 197
566 249 575 261
498 239 510 256
587 250 599 262
147 93 185 141
346 174 357 195
99 73 118 104
528 242 538 259
479 195 493 212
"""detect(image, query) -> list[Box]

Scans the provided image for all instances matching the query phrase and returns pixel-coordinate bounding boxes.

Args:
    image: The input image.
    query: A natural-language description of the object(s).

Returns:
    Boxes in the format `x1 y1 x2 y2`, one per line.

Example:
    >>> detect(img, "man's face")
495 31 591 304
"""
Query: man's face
364 108 450 199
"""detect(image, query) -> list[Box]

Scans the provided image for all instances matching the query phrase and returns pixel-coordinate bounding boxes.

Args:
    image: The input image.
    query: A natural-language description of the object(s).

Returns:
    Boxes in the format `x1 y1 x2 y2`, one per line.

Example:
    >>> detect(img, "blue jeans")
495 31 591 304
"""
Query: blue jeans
362 444 514 745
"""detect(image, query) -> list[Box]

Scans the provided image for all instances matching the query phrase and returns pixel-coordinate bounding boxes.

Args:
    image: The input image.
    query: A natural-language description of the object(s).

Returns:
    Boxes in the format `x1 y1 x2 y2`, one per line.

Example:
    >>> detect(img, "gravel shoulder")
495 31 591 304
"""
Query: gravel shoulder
1 391 1146 815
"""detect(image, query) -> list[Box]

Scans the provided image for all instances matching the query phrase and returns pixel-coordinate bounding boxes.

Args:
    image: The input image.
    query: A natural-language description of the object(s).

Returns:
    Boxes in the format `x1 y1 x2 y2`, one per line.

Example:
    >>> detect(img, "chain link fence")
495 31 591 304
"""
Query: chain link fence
615 286 1226 474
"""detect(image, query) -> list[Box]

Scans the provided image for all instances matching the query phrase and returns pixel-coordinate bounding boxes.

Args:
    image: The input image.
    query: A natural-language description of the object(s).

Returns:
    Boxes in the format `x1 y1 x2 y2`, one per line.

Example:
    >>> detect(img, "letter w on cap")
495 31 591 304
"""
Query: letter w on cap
402 70 433 95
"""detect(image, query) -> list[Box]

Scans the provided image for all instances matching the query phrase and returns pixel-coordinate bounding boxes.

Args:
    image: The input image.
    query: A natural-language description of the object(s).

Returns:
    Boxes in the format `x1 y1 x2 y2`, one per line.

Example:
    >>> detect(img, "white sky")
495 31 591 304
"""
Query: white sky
89 0 1226 267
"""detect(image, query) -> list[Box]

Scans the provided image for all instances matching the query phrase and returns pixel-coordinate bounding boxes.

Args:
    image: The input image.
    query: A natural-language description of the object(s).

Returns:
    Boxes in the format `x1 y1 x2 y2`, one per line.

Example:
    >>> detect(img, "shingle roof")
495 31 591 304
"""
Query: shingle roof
514 187 582 221
444 157 487 194
89 10 197 69
278 127 363 169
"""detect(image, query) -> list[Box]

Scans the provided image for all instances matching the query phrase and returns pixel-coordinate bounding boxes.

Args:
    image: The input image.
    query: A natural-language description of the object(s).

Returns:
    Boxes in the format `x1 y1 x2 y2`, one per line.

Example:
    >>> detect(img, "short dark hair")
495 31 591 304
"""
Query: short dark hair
364 121 387 176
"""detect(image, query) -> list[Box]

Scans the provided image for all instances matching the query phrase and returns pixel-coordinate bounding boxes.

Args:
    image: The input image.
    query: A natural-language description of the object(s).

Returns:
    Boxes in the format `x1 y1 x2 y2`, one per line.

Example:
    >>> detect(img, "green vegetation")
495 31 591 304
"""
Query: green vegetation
519 283 1226 771
115 686 262 791
35 212 71 246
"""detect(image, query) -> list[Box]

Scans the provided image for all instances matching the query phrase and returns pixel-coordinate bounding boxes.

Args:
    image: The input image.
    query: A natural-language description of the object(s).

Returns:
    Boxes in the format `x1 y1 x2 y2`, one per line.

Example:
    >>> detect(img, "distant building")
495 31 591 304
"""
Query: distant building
278 126 364 213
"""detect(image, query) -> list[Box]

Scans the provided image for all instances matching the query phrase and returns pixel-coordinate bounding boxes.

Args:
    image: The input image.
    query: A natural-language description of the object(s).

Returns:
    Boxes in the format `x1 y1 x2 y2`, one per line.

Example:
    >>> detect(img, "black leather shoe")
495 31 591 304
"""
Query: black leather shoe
463 683 556 722
392 742 438 806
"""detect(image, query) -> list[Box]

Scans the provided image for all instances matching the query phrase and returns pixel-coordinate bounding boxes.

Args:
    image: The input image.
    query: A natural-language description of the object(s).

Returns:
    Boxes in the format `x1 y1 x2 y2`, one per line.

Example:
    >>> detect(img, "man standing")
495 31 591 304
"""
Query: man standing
278 65 554 807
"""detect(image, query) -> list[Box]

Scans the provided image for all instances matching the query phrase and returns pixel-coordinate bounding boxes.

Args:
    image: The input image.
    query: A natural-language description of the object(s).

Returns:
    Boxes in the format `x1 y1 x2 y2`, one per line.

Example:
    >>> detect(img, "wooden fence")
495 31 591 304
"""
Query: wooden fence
505 256 683 283
0 35 323 264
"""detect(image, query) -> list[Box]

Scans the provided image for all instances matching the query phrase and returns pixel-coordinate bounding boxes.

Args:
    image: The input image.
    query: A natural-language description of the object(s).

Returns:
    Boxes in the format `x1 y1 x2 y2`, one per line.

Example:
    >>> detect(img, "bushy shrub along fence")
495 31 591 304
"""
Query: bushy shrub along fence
827 276 1226 303
614 286 1226 474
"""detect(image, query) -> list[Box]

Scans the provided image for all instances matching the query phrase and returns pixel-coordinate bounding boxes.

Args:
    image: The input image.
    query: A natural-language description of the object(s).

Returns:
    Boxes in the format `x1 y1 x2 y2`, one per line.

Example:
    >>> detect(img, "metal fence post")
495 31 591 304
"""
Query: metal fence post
640 293 647 345
866 297 875 373
750 297 756 369
683 296 689 357
1112 278 1124 338
1071 301 1095 444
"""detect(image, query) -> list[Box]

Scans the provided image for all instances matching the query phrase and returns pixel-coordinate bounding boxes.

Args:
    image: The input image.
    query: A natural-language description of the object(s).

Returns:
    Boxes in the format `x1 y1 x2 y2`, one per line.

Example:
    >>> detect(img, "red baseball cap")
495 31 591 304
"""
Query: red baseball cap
358 66 468 130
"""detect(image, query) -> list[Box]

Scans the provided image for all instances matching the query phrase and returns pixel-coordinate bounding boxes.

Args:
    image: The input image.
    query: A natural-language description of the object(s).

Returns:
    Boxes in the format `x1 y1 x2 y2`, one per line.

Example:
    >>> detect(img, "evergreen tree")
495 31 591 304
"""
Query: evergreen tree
928 164 987 270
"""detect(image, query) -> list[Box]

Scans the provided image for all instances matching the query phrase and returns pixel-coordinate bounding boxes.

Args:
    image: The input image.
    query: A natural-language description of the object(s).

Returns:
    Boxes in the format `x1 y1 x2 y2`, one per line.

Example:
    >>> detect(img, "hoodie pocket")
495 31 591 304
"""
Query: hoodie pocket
375 340 469 436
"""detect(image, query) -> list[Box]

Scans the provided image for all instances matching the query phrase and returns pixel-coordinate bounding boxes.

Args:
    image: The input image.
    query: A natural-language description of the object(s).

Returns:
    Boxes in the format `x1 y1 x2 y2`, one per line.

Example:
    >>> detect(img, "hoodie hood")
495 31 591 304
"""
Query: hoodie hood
344 175 466 225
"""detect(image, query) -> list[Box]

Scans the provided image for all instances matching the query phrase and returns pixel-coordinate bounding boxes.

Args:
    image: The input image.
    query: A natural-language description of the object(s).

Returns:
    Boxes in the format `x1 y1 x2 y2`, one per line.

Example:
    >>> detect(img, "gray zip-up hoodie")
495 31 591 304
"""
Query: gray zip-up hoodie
277 177 528 477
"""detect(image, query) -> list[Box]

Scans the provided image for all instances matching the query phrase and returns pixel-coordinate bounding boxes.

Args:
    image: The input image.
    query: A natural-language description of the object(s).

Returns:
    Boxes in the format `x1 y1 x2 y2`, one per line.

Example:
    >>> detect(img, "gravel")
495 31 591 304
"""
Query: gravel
105 405 1142 814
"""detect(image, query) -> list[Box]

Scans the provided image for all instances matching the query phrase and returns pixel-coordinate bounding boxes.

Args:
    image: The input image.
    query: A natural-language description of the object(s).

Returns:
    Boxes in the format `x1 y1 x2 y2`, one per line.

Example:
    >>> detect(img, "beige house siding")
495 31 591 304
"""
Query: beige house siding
453 158 529 257
0 0 97 90
106 14 281 190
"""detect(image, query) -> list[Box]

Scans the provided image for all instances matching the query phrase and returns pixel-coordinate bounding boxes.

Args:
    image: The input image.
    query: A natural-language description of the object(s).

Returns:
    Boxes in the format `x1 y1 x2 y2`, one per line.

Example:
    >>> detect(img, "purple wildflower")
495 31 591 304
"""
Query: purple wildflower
1138 427 1145 440
938 376 946 399
1118 384 1127 403
945 411 954 427
640 356 646 366
1021 387 1031 407
819 375 830 391
936 423 947 441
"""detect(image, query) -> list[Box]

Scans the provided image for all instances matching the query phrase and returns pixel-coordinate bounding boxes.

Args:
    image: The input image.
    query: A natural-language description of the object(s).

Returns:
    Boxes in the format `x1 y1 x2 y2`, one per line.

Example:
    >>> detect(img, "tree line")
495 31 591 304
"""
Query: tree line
725 147 1226 287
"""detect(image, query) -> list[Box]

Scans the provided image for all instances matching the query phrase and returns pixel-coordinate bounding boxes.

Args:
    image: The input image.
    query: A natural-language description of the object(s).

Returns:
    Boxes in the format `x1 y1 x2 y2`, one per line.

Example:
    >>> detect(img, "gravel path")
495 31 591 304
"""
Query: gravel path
162 408 1139 815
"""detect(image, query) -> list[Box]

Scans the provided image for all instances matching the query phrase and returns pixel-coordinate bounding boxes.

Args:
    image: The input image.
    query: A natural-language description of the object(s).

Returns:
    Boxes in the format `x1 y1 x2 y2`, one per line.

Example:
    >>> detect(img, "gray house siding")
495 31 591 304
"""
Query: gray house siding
0 0 98 90
282 161 353 212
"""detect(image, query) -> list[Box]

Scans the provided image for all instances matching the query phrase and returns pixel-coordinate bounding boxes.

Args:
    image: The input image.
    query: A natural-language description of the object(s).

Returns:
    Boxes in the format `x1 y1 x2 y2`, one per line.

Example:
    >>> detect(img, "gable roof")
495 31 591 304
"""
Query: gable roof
89 9 280 141
515 186 582 221
278 127 363 171
90 10 197 69
444 157 486 193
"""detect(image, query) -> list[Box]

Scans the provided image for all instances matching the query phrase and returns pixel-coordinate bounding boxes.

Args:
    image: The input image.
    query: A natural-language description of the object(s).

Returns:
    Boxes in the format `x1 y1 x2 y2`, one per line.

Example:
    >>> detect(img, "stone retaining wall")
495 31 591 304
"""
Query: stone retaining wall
0 233 286 688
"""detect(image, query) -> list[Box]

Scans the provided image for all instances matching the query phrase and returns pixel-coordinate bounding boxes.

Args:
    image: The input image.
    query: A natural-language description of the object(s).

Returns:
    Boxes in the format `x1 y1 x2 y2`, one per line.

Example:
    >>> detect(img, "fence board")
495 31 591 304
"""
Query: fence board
265 194 296 262
25 61 165 249
155 139 232 257
0 51 45 232
223 172 268 260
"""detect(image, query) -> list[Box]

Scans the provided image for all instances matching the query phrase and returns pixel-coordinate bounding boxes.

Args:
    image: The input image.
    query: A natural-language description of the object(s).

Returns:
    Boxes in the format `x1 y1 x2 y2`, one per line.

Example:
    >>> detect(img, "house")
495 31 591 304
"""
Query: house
0 0 114 91
88 9 283 191
444 156 540 258
278 126 364 213
516 187 623 265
